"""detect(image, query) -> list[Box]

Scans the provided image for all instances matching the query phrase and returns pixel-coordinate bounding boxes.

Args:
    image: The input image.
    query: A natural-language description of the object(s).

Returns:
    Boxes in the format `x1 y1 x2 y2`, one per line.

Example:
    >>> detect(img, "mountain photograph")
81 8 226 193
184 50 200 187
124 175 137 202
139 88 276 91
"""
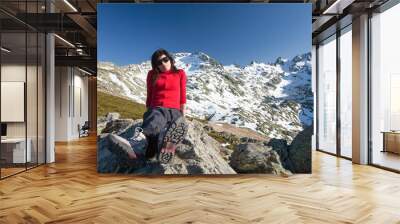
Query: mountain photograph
97 4 312 175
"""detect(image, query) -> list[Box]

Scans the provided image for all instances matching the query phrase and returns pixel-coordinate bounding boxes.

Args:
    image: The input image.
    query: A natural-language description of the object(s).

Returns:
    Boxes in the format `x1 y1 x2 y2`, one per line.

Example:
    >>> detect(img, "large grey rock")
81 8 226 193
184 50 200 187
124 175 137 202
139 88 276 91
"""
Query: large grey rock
229 143 292 176
98 118 236 174
169 119 236 174
265 125 312 173
264 138 294 170
288 125 312 173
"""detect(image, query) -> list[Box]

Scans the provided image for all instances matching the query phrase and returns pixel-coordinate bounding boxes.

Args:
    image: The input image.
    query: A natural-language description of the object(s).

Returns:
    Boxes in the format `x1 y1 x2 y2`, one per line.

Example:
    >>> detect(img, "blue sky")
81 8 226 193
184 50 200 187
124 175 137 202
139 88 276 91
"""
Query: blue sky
98 3 311 66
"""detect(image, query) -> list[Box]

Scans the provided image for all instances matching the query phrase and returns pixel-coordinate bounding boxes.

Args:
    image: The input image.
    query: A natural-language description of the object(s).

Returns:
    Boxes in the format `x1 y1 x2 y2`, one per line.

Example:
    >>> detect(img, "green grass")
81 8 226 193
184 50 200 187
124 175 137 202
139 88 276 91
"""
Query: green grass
207 130 239 150
97 91 209 124
207 130 226 144
186 116 207 124
97 91 147 120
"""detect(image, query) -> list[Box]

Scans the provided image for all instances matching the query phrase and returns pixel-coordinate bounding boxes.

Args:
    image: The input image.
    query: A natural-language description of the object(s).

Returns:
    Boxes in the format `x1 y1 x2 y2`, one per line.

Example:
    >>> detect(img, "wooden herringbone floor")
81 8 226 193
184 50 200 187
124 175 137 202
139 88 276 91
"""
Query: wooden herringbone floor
1 135 400 224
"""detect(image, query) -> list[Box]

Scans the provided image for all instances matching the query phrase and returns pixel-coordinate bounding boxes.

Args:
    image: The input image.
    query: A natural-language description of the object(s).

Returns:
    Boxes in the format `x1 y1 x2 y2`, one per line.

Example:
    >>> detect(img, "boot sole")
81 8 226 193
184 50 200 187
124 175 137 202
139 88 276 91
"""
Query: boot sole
158 117 188 164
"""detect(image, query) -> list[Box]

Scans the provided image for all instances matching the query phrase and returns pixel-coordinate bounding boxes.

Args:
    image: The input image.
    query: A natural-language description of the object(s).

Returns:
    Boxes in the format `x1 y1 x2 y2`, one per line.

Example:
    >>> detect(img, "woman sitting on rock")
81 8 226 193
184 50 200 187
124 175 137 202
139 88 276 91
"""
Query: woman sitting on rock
109 48 189 164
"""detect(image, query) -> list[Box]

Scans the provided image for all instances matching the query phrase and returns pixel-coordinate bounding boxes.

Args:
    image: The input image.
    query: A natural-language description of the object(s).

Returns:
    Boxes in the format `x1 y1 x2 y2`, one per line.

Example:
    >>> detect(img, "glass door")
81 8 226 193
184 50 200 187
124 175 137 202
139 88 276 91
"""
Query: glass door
339 25 352 159
317 34 337 155
370 2 400 171
0 0 47 179
1 30 28 178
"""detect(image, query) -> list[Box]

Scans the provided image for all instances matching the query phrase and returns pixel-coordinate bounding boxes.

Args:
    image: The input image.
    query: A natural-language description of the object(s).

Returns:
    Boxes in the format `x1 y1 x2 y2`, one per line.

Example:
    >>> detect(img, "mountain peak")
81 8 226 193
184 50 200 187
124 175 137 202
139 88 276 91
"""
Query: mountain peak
291 52 311 63
274 57 288 65
174 51 211 60
193 51 212 61
249 60 262 66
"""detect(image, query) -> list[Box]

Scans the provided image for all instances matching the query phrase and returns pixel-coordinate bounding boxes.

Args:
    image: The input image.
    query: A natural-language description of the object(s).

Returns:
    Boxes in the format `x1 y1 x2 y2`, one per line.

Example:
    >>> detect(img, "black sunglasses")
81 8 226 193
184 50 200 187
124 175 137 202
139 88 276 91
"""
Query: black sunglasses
157 57 170 65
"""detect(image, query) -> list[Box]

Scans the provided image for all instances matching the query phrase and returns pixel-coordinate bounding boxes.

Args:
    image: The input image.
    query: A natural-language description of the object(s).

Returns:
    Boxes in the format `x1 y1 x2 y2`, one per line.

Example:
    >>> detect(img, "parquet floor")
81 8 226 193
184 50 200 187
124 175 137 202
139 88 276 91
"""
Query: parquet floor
1 135 400 223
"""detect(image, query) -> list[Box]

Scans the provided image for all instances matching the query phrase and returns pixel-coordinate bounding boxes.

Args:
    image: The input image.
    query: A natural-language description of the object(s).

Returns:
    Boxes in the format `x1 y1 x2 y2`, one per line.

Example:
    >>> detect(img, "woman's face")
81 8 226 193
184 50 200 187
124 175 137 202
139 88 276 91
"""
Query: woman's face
157 54 171 72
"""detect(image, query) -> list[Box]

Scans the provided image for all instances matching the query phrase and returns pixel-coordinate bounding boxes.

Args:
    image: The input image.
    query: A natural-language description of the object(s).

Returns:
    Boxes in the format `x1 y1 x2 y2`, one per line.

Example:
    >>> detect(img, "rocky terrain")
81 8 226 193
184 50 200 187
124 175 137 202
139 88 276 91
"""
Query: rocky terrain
97 113 311 175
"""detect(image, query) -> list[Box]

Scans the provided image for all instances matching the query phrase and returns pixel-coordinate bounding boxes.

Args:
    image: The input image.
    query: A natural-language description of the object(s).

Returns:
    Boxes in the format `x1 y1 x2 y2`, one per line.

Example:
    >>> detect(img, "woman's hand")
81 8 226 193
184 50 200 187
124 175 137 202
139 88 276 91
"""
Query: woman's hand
180 104 185 116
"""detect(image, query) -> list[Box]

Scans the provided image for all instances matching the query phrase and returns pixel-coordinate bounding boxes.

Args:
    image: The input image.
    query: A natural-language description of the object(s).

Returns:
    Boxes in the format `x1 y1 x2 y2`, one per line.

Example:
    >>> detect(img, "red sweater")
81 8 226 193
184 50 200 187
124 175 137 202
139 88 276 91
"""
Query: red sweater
145 68 187 110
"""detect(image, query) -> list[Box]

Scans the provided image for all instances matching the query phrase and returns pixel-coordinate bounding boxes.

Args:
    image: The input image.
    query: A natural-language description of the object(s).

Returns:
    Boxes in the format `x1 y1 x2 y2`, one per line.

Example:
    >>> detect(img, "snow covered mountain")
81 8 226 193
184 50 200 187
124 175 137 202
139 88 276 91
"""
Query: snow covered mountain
97 51 313 142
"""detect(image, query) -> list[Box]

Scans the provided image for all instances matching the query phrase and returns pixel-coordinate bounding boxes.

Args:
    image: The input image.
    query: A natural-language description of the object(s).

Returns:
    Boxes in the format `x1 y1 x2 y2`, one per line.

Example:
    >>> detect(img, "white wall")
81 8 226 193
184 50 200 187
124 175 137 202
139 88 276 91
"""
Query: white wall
1 64 28 138
55 66 69 141
54 67 89 141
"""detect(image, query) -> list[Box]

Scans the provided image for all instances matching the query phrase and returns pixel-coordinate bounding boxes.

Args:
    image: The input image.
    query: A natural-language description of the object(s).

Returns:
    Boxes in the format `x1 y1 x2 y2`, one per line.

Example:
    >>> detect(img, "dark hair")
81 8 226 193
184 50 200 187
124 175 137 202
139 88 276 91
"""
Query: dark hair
150 48 179 86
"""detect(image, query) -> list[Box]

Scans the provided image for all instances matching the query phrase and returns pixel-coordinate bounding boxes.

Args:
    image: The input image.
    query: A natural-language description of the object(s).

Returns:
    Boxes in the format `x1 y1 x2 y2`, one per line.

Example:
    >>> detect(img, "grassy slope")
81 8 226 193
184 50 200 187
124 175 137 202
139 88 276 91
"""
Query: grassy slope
97 91 147 120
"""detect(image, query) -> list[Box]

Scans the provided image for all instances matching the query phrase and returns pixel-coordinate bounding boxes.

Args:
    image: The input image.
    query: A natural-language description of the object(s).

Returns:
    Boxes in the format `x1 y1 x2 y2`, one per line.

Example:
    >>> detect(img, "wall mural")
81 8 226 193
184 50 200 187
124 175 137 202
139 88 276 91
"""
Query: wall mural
97 3 313 175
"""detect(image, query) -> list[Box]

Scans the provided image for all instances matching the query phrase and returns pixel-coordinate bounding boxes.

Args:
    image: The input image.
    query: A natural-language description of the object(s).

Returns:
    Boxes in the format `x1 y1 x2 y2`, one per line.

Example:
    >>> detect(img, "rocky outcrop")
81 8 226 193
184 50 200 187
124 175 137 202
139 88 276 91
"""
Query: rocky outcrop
230 143 292 176
265 125 312 173
97 115 296 175
97 112 123 134
101 118 136 135
287 125 312 173
98 118 236 174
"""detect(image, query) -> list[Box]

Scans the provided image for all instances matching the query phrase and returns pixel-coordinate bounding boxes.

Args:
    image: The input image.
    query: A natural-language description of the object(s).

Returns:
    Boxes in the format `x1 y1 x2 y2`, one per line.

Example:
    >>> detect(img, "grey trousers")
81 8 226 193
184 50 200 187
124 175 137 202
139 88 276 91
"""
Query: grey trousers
141 106 183 158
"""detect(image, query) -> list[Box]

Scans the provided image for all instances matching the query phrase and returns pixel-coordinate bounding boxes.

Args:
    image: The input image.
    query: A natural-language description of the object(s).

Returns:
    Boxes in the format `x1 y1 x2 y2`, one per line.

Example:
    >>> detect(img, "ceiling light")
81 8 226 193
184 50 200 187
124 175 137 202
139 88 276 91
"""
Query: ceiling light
78 67 92 76
63 0 78 12
322 0 354 15
1 47 11 53
76 48 85 55
54 34 75 48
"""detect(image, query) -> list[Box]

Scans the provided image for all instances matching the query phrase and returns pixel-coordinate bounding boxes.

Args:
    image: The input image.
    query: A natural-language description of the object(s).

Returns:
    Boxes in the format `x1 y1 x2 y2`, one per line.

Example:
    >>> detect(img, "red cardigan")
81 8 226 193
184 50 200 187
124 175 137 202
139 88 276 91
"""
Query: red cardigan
145 68 187 110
